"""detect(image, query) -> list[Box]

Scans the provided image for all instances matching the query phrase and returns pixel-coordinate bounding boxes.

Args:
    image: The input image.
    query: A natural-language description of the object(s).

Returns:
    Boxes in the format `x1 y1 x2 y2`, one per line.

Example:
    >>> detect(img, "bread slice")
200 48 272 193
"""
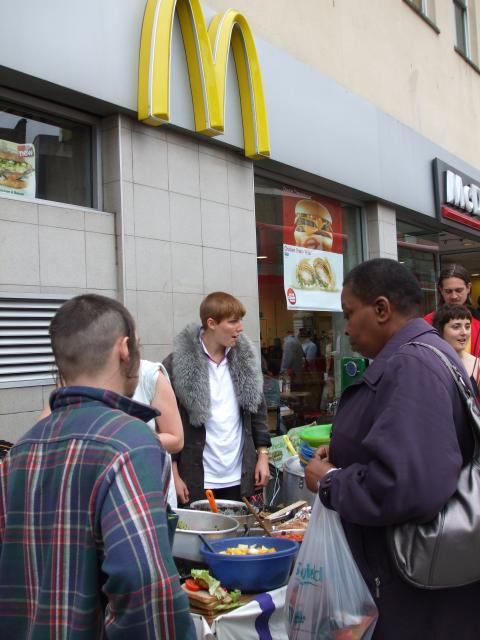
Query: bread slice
181 584 219 610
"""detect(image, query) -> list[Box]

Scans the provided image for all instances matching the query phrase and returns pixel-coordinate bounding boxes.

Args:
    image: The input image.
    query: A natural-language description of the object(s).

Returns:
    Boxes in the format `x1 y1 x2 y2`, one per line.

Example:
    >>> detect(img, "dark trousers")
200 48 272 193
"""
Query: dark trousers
206 485 242 501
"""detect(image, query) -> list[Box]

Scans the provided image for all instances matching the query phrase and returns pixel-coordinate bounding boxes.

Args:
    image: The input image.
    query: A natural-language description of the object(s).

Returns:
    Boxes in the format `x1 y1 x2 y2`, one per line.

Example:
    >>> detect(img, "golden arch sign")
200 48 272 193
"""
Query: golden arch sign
138 0 270 159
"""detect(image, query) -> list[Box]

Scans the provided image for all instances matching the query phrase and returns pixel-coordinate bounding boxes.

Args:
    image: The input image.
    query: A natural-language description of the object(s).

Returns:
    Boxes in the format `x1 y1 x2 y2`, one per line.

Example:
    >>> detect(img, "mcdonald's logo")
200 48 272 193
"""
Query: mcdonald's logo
138 0 270 159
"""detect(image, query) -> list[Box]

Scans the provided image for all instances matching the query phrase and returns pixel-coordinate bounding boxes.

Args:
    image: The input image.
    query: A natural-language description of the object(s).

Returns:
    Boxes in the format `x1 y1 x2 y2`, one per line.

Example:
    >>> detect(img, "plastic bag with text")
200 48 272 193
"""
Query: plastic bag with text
285 497 378 639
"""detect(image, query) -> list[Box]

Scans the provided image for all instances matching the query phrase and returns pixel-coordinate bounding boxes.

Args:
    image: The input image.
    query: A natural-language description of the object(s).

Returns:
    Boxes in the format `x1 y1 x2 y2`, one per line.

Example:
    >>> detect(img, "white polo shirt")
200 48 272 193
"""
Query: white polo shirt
201 338 244 489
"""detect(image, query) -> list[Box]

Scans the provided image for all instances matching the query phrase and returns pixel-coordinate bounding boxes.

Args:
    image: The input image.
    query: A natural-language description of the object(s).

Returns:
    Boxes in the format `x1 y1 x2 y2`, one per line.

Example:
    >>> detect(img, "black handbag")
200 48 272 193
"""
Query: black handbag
389 341 480 590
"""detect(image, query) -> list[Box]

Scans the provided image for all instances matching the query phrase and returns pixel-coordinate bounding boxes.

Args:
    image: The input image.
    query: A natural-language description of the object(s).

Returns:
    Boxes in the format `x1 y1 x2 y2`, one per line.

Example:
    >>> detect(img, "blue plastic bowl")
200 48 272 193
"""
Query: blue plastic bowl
200 536 299 593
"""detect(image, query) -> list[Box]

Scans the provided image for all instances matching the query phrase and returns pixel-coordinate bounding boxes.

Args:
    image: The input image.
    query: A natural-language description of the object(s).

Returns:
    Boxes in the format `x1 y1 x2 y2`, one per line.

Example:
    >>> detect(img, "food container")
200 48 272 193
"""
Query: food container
282 456 315 507
298 423 332 447
271 528 306 542
173 509 239 562
200 536 299 592
189 499 256 532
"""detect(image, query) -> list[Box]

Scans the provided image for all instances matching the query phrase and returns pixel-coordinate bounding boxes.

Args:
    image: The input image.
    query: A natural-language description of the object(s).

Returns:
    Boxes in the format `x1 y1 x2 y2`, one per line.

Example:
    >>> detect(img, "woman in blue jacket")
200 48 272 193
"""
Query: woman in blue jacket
305 259 478 639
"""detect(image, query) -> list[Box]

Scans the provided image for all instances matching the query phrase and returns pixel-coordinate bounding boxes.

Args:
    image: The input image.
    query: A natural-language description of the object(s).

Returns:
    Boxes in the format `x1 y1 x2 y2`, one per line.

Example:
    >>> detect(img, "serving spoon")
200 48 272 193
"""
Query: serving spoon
198 533 217 553
205 489 219 513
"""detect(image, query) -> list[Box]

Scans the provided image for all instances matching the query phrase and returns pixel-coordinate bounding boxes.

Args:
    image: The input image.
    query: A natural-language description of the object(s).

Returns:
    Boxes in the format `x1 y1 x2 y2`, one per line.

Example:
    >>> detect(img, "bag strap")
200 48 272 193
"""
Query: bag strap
406 341 480 448
473 323 480 356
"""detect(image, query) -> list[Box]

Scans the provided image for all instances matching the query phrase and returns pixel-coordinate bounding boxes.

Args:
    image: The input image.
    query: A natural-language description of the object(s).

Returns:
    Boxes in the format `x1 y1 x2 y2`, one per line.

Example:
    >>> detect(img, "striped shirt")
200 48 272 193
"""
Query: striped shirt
0 386 194 640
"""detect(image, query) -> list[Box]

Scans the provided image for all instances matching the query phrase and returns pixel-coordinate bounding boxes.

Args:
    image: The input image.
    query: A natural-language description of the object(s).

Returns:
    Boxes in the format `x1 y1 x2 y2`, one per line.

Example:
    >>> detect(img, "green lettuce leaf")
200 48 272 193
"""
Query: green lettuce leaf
191 569 241 603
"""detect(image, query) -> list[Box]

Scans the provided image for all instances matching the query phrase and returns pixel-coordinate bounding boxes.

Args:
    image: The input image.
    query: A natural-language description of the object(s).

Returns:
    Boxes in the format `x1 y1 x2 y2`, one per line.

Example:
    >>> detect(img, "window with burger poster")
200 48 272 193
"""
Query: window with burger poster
282 187 343 312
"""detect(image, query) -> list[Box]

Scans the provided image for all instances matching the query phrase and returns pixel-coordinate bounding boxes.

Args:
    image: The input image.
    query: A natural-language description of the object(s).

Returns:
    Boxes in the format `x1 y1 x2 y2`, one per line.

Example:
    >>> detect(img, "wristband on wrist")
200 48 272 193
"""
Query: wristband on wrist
256 447 269 455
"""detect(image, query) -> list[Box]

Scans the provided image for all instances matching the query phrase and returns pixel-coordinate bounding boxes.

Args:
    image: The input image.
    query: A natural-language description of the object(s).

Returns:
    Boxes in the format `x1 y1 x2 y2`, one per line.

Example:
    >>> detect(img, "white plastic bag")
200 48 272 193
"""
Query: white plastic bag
285 497 378 639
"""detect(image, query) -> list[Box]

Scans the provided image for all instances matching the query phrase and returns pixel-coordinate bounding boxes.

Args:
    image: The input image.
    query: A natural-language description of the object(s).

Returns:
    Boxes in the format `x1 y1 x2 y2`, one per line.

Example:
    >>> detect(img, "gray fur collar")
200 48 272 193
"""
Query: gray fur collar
171 323 263 426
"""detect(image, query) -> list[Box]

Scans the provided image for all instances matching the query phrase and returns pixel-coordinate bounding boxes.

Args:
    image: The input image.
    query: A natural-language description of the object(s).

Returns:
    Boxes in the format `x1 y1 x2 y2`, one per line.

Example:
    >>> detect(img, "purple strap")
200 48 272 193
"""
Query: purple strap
253 592 275 640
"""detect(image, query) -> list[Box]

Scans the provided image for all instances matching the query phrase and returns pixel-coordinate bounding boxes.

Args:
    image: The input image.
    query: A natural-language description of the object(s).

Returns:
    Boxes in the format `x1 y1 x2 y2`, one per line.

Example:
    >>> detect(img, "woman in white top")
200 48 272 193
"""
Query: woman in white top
133 360 184 508
40 359 183 508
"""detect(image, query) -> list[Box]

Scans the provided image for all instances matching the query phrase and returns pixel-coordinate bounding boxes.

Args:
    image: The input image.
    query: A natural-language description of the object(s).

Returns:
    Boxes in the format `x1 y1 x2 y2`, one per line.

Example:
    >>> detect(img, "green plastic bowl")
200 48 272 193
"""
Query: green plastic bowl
298 424 332 447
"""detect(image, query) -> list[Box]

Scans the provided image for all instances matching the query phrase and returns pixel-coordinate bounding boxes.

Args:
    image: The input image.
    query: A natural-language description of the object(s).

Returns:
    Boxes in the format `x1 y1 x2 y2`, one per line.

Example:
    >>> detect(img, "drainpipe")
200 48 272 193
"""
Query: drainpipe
116 114 127 305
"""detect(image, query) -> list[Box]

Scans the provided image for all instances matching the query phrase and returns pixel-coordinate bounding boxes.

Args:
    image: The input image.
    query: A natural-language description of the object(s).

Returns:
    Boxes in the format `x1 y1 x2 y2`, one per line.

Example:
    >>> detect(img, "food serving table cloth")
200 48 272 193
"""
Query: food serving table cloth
191 585 288 640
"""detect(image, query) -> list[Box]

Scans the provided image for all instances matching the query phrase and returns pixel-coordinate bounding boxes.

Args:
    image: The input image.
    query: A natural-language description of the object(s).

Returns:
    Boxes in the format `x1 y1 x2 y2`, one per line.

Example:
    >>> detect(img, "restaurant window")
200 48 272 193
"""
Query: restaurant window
0 98 95 208
396 221 439 314
403 0 439 30
255 175 364 434
404 0 435 20
453 0 480 66
455 0 470 56
396 221 480 315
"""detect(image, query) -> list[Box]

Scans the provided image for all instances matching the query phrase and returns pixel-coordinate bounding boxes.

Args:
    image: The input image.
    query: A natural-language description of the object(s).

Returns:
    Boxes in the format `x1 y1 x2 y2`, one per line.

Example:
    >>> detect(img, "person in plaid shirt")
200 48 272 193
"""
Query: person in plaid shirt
0 294 194 639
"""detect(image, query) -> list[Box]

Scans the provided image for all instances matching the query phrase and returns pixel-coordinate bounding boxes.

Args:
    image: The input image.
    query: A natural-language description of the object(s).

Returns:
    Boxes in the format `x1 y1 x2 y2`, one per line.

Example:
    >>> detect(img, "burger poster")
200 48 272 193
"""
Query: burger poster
282 188 343 311
0 139 36 198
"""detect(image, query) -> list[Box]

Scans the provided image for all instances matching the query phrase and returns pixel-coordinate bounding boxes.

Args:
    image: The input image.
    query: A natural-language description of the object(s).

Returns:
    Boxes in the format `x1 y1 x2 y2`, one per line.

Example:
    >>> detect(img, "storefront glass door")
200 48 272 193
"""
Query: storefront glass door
255 175 364 433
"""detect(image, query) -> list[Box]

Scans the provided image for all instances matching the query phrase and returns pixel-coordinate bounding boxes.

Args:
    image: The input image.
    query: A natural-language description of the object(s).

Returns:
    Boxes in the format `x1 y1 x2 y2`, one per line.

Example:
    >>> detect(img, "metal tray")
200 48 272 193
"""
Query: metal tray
189 499 256 530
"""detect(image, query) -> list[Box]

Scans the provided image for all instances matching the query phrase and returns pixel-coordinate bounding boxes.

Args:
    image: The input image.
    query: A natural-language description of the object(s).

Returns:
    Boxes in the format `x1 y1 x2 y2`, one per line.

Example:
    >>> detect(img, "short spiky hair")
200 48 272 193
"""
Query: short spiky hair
199 292 246 328
49 294 137 382
433 304 472 334
343 258 422 316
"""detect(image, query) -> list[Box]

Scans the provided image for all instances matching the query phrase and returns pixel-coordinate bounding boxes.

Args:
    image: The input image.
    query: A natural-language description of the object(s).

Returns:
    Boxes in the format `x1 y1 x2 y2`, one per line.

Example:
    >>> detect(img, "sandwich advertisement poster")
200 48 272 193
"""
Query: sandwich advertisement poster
282 187 343 311
0 139 35 198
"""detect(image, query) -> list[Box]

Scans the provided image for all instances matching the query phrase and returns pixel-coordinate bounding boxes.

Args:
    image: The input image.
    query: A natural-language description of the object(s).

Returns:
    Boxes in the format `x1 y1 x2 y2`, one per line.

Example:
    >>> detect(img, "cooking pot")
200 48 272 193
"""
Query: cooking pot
189 499 256 532
282 456 315 507
172 508 239 562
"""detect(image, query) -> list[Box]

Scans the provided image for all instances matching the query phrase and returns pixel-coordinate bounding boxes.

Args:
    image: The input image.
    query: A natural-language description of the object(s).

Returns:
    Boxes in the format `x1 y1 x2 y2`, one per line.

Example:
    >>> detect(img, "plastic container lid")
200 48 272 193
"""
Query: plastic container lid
298 424 332 447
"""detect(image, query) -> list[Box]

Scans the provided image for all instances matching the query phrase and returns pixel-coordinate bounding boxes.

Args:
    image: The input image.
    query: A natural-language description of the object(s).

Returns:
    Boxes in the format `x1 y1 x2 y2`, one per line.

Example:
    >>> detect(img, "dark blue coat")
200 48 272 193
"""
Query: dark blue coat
319 318 479 639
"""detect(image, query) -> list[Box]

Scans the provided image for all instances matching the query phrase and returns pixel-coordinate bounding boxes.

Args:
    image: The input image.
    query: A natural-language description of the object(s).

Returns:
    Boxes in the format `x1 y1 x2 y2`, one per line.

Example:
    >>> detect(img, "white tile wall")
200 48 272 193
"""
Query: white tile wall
136 290 173 345
227 161 254 210
132 132 168 190
231 252 259 298
0 386 44 414
39 226 86 288
85 211 115 234
229 206 257 254
172 292 204 334
170 193 202 245
0 220 40 286
202 247 232 292
135 237 172 292
124 234 137 290
141 344 172 363
133 184 170 240
0 197 38 224
167 142 200 197
171 242 203 293
199 152 229 203
86 232 117 290
366 202 398 260
0 412 39 443
38 205 85 230
102 126 120 183
201 200 230 250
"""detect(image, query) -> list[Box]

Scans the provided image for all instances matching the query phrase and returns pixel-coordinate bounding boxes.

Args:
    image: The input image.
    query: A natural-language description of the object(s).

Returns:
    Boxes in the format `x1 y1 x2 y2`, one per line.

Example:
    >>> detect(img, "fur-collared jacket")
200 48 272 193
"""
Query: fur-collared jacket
163 323 271 503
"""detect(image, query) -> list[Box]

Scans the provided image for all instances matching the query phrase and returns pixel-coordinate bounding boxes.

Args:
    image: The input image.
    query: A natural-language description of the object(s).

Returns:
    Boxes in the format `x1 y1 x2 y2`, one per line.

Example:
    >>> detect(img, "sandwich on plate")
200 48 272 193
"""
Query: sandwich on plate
182 569 241 612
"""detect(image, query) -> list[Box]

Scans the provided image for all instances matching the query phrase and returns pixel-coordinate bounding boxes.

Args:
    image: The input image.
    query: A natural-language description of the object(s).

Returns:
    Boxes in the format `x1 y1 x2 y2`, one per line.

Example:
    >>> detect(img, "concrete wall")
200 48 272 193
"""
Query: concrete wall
206 0 480 171
0 115 261 442
0 196 117 441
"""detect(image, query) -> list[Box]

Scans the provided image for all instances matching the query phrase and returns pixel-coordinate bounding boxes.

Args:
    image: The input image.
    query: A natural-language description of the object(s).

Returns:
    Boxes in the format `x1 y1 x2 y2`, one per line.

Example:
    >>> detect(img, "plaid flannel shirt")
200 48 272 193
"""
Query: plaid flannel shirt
0 386 194 640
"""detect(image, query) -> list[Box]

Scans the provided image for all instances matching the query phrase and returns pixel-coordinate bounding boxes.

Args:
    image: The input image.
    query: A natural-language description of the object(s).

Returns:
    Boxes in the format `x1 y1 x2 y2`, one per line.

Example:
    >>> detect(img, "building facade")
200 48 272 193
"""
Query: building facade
1 0 479 440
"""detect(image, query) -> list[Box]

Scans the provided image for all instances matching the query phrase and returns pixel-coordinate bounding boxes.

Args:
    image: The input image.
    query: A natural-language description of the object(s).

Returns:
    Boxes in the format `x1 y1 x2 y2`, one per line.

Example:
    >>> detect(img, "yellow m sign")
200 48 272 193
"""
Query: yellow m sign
138 0 270 159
